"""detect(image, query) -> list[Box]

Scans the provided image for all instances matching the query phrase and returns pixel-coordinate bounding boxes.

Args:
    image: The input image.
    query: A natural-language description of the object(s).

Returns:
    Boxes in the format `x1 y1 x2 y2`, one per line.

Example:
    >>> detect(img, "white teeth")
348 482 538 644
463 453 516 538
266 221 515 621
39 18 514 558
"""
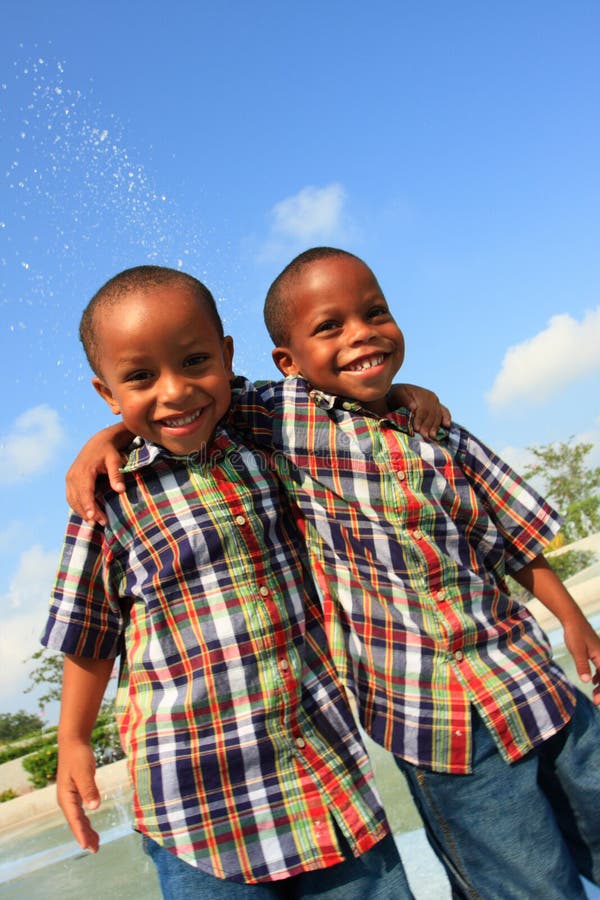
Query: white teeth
163 409 202 427
345 354 384 372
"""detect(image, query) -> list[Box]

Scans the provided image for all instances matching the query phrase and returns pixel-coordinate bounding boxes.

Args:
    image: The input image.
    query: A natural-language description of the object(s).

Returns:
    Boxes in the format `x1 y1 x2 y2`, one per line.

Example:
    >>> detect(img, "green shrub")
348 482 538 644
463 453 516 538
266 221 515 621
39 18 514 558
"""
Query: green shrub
13 706 123 792
19 713 123 790
0 789 18 803
0 733 57 765
22 745 59 789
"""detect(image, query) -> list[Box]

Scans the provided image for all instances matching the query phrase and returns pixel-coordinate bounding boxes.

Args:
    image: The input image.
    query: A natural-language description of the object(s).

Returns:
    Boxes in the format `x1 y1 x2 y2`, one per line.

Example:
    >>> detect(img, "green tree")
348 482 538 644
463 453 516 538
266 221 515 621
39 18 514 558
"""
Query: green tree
25 648 119 718
24 648 64 712
522 438 600 582
522 438 600 541
0 710 43 743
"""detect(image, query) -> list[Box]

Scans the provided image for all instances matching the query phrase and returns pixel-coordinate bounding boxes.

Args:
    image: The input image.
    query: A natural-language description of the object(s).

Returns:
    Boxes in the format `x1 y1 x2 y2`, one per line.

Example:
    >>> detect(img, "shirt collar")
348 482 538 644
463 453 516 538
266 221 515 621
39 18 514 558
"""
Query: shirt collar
121 437 171 473
289 376 416 436
121 426 234 474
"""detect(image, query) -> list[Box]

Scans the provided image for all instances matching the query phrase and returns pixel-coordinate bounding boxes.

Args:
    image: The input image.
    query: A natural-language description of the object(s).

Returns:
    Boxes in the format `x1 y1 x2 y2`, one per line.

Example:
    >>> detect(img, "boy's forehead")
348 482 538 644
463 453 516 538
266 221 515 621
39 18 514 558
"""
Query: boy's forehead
92 285 225 357
293 256 380 297
99 283 210 324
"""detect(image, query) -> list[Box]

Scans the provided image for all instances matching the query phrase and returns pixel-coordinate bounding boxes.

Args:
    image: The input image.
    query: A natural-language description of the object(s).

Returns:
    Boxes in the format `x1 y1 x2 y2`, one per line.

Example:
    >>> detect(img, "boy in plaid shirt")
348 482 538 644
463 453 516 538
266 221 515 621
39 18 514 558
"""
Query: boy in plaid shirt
44 265 421 900
251 247 600 898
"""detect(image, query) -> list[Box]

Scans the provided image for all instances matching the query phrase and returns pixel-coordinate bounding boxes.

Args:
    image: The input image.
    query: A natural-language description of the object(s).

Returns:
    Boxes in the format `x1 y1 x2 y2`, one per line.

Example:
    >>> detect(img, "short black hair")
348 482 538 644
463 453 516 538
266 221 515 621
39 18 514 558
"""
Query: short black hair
263 247 365 346
80 265 223 375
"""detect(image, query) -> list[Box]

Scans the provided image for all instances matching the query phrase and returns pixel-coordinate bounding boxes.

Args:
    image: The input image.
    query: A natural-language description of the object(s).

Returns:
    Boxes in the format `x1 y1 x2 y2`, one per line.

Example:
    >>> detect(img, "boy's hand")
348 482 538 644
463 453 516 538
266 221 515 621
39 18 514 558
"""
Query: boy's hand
390 383 451 438
563 613 600 704
516 554 600 704
57 740 102 853
66 424 133 525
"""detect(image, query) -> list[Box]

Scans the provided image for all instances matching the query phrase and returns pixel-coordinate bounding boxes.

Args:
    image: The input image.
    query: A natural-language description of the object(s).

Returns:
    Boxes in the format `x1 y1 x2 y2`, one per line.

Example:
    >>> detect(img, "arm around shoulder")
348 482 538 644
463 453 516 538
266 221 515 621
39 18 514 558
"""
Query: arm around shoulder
66 422 134 525
388 383 451 438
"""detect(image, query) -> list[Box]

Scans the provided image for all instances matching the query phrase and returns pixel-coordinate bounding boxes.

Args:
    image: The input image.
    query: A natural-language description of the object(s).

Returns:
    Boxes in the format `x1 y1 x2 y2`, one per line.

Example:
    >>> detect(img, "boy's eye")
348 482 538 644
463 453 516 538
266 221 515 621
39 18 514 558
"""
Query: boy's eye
184 354 208 367
126 370 151 383
315 319 339 334
368 305 391 319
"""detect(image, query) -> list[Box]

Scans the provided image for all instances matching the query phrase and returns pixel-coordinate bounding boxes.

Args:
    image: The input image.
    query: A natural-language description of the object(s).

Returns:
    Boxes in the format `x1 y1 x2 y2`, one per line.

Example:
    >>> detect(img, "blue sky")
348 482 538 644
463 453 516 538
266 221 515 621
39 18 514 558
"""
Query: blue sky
1 1 599 718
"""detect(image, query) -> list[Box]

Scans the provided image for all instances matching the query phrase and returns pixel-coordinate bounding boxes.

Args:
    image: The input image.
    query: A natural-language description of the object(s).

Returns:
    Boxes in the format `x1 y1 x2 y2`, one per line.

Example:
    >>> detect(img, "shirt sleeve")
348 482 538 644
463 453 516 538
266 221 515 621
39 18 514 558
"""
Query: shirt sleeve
229 376 282 450
41 514 125 658
446 423 563 574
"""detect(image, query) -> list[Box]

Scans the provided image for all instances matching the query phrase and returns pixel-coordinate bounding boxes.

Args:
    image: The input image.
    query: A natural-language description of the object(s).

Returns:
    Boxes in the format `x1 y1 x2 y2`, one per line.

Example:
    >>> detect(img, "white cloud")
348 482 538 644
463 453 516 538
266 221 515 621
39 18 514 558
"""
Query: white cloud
258 183 349 260
271 183 346 240
0 404 64 484
0 521 27 553
486 306 600 410
0 544 59 714
4 544 59 610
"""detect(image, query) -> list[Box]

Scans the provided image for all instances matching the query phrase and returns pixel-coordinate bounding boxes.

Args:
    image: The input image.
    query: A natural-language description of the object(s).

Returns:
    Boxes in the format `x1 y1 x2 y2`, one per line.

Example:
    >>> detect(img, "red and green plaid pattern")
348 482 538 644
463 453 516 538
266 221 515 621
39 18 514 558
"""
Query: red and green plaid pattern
43 429 388 883
233 377 576 774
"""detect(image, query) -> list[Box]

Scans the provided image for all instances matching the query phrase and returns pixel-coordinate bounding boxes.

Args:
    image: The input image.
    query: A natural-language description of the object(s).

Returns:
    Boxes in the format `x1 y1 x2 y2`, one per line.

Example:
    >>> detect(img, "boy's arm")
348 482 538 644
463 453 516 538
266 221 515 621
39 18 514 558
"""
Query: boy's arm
513 554 600 703
57 654 115 852
387 383 451 438
66 423 133 525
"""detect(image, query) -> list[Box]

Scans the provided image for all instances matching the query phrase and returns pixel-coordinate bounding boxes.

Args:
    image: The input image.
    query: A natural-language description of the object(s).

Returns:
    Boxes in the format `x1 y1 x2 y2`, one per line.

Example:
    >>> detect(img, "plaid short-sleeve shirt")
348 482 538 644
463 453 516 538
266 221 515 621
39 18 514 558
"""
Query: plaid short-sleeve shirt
42 427 389 883
232 377 576 774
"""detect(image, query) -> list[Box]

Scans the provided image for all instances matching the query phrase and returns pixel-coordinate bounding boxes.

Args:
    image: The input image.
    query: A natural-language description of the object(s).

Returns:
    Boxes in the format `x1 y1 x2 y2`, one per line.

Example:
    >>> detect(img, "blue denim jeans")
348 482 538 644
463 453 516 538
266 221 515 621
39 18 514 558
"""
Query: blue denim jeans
143 829 413 899
395 689 600 899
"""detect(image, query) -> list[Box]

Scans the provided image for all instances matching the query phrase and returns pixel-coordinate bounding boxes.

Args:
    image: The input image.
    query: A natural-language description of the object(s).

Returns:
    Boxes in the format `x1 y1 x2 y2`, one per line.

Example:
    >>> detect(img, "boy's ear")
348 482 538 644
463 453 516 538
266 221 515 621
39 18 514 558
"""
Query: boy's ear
271 346 300 377
222 335 234 377
92 377 121 415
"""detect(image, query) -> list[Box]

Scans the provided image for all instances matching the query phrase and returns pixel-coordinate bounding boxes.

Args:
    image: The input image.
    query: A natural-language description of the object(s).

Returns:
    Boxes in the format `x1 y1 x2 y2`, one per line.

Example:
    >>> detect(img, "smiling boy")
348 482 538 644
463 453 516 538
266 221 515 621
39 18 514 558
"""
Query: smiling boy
43 265 415 900
251 247 600 898
264 250 406 416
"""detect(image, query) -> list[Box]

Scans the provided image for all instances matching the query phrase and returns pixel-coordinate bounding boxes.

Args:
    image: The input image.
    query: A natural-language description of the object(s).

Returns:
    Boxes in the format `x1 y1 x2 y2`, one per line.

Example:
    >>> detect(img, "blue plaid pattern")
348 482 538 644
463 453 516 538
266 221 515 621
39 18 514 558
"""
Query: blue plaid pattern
231 376 576 774
43 426 389 882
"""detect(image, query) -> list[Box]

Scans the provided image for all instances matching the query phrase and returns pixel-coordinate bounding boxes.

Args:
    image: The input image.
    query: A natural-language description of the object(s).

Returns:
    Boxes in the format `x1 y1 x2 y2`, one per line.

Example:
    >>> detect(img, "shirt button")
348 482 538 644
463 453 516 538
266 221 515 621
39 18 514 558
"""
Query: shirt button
259 586 270 597
397 471 406 481
295 737 306 749
455 730 463 737
413 529 422 540
342 401 353 410
437 590 446 602
279 659 289 671
454 650 464 662
234 515 246 525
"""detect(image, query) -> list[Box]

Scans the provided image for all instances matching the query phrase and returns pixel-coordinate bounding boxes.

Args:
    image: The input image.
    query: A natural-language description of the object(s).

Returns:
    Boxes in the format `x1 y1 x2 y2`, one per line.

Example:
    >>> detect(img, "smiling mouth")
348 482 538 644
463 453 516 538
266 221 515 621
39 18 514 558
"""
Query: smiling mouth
342 353 386 373
161 408 204 428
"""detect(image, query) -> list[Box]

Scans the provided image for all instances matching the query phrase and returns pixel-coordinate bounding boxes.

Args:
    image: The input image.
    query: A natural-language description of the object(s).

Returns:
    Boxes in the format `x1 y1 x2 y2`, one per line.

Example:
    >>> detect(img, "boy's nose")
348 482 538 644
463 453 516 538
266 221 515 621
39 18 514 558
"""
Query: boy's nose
159 373 191 403
348 318 377 343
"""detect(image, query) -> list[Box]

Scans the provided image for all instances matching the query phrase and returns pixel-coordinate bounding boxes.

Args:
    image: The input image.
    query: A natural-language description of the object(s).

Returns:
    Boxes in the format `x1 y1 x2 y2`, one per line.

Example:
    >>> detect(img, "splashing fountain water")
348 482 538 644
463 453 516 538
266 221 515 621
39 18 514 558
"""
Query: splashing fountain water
0 51 241 423
0 775 159 898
